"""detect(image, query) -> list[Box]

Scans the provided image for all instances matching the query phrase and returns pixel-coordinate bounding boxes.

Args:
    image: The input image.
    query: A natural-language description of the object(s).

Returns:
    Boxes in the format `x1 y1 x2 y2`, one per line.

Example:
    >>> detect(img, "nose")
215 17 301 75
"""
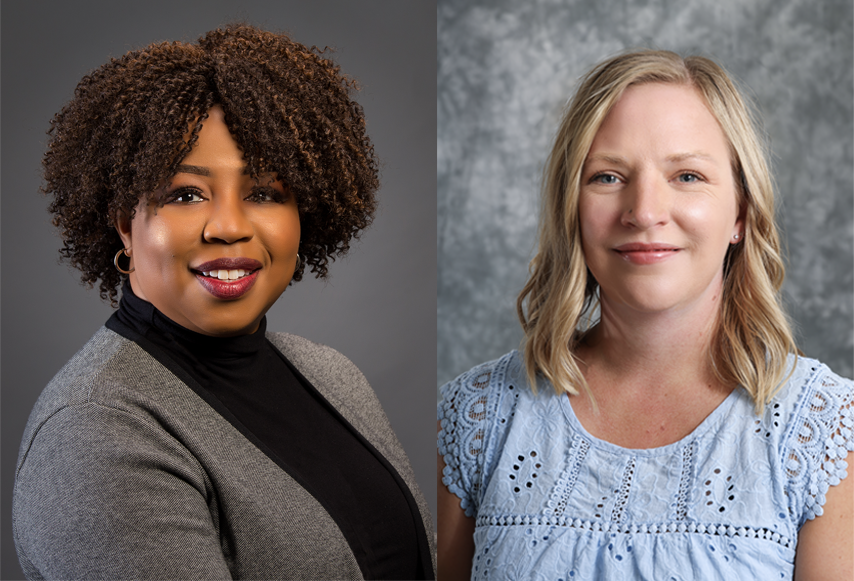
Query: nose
203 193 254 244
620 174 670 229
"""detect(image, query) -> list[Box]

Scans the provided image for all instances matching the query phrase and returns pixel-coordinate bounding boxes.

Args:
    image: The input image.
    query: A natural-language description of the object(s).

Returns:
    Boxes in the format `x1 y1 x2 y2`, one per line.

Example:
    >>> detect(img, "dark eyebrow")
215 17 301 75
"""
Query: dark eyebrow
174 164 256 176
175 164 210 177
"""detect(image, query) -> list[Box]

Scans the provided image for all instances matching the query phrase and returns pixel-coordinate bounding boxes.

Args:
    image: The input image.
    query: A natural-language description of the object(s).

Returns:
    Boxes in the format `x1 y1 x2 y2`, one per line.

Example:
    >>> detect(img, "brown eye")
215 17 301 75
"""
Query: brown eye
168 187 205 203
246 186 287 203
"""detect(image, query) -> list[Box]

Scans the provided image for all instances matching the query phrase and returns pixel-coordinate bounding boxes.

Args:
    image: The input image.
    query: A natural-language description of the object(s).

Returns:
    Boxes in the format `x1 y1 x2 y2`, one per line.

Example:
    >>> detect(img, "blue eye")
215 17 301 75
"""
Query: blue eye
592 173 620 185
677 172 701 183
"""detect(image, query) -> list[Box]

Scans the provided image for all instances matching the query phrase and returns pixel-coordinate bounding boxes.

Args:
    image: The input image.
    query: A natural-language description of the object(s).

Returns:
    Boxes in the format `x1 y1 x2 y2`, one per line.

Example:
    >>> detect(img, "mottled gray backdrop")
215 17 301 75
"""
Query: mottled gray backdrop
438 0 854 391
2 2 435 578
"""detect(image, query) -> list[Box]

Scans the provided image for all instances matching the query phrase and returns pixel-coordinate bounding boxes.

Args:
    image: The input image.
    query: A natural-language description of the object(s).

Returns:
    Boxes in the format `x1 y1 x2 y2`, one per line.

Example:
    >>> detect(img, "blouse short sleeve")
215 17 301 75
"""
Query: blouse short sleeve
782 362 854 527
438 355 513 518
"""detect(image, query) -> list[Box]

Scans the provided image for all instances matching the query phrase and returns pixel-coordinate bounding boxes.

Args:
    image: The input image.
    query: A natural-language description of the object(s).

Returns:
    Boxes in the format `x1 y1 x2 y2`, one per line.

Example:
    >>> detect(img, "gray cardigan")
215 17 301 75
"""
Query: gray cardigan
13 327 436 580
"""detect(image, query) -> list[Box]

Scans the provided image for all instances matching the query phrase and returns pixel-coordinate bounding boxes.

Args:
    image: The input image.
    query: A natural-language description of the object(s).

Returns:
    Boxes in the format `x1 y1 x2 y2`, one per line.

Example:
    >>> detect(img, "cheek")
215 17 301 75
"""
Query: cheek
578 196 616 247
259 207 301 251
677 199 736 247
132 216 196 270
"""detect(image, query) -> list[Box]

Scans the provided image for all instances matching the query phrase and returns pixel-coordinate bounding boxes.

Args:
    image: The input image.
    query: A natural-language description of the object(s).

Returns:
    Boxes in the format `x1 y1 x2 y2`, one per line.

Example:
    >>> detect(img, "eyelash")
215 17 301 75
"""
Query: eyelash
589 172 621 185
675 171 703 183
165 186 288 204
588 171 705 185
246 186 288 203
166 187 205 204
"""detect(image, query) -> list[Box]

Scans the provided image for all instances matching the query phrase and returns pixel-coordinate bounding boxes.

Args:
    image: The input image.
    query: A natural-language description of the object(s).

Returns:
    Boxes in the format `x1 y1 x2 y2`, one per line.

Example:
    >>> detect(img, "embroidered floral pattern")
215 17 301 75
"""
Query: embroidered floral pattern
439 352 853 578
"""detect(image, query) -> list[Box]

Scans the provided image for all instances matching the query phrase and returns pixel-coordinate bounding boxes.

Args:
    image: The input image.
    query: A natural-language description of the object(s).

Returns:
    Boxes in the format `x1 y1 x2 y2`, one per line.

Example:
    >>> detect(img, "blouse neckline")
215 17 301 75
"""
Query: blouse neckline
556 376 742 457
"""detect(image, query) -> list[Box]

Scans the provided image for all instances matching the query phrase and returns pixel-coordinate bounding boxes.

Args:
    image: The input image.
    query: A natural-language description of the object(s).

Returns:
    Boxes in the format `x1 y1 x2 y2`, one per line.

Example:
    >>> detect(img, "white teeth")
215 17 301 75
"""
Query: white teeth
202 269 248 280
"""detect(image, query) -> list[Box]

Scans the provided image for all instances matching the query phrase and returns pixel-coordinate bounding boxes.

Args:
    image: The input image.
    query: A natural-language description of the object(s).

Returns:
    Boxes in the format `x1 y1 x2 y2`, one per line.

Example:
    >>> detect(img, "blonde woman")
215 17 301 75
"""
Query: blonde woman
437 51 853 580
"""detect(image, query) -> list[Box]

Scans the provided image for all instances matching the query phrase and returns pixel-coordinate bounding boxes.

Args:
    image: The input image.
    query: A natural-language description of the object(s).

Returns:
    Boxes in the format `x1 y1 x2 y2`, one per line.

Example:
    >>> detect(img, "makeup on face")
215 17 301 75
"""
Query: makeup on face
117 106 301 336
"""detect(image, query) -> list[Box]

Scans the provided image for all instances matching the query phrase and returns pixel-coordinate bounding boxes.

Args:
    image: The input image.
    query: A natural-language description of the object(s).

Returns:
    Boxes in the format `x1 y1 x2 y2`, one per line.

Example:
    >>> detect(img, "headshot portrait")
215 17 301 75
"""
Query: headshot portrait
2 1 436 579
437 0 852 579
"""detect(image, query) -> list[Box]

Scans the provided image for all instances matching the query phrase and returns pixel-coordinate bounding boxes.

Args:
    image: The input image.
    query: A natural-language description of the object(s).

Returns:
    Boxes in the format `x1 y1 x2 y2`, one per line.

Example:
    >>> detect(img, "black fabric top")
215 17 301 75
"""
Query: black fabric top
107 283 421 579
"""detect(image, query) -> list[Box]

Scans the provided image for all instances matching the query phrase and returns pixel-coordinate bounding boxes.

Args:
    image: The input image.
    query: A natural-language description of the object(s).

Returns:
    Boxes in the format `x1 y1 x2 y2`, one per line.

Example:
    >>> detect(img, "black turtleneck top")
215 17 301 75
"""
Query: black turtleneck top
105 284 422 580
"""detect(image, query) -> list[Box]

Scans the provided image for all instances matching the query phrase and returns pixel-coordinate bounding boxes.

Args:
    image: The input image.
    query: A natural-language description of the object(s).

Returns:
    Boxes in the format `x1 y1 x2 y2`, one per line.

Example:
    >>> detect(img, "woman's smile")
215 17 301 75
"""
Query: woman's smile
192 257 264 299
116 105 301 336
613 242 681 265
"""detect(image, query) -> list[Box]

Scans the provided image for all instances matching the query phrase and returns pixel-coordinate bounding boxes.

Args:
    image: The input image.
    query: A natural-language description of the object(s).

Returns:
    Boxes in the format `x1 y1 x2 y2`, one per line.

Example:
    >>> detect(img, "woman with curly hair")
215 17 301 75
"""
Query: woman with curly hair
13 24 434 580
438 51 853 579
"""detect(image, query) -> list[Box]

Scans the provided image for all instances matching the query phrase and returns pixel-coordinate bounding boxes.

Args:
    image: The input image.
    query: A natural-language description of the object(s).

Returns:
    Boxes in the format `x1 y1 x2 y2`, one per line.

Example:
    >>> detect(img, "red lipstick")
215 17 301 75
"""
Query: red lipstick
191 258 263 300
613 242 680 265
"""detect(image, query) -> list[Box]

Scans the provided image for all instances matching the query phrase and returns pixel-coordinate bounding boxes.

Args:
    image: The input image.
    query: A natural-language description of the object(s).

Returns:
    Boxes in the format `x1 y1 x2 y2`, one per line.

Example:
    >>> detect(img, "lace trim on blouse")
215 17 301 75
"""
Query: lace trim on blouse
439 352 854 528
438 363 494 517
473 514 795 548
783 364 854 525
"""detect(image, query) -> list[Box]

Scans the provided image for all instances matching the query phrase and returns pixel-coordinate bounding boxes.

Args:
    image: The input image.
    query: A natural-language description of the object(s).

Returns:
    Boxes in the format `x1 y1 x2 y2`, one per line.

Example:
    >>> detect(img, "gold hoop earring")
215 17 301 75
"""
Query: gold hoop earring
114 248 135 274
295 254 302 270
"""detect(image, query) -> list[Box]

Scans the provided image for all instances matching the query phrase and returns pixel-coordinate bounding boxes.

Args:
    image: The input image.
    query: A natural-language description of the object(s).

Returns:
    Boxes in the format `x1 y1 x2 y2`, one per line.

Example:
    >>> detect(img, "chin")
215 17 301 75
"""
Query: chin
603 283 694 315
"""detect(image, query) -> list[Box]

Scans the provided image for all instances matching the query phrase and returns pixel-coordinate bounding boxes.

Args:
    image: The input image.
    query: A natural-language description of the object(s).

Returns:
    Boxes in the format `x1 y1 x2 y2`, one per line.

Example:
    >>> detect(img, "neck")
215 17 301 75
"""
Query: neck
578 283 725 396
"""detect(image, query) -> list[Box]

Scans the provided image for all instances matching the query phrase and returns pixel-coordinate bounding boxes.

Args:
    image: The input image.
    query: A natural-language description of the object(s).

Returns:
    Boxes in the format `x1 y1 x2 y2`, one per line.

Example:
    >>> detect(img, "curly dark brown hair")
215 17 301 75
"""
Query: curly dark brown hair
44 24 379 304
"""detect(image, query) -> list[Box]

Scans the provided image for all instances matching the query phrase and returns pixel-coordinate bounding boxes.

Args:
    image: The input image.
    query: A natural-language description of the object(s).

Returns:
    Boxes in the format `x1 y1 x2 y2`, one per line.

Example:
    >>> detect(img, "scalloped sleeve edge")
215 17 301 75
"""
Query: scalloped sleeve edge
437 362 499 518
784 364 854 526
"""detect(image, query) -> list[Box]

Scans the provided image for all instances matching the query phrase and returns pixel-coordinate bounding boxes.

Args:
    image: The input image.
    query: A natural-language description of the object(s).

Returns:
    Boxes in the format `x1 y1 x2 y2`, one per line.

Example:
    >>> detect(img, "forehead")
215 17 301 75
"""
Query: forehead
589 83 730 162
175 107 276 180
181 106 241 162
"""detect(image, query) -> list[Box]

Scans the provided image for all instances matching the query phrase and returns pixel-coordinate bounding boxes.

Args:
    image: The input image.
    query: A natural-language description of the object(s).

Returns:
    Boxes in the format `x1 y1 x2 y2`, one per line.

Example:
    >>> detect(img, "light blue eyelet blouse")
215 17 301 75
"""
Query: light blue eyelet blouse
438 351 854 580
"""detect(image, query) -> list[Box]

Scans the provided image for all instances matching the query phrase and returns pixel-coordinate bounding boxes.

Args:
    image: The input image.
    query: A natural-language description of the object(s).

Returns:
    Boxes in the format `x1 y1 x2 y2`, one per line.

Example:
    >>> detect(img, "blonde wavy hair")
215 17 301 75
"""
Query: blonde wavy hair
516 50 798 414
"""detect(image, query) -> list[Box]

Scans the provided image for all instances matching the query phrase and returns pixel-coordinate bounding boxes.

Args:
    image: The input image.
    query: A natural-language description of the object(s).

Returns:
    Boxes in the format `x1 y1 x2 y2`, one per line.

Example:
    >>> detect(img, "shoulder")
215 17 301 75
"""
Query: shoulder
771 354 849 406
438 350 525 410
16 327 213 472
267 330 377 418
776 355 854 526
13 329 230 579
265 333 376 417
437 351 527 517
438 350 526 443
773 355 853 437
40 326 132 400
266 332 368 389
20 327 153 445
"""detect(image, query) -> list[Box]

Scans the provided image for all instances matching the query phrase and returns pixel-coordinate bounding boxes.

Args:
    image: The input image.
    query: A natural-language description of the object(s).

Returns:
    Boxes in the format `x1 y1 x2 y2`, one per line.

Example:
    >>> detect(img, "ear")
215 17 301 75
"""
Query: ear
114 209 133 249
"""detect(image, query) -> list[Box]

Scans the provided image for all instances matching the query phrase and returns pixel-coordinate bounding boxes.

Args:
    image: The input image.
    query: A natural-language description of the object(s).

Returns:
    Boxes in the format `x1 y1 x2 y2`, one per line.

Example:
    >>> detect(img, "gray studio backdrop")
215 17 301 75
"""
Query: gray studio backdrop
1 1 436 578
438 0 854 392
